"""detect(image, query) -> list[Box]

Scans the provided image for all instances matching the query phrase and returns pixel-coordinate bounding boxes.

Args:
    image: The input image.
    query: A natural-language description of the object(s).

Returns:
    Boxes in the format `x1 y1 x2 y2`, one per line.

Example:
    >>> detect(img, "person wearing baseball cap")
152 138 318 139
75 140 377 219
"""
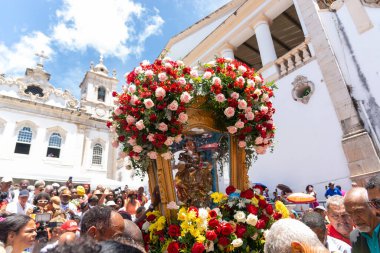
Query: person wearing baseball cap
5 189 34 215
61 220 79 232
60 189 78 220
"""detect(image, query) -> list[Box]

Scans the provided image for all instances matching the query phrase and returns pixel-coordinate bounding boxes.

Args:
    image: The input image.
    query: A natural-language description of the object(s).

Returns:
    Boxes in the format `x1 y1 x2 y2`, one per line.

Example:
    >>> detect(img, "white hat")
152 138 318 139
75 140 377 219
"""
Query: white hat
52 183 60 188
1 177 13 183
106 200 116 206
314 205 326 212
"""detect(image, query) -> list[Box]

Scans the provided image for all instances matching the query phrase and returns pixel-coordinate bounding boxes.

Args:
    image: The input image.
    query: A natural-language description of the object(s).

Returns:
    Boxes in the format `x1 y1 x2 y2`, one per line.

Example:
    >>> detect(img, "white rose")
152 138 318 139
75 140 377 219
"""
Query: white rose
234 211 246 223
203 71 212 79
212 77 221 85
141 60 150 66
246 213 258 226
145 69 154 77
198 208 209 220
135 120 145 130
128 84 136 93
238 65 247 73
254 75 263 83
134 66 143 74
158 72 168 82
155 87 166 98
164 62 173 69
142 221 150 232
190 69 198 78
231 238 243 248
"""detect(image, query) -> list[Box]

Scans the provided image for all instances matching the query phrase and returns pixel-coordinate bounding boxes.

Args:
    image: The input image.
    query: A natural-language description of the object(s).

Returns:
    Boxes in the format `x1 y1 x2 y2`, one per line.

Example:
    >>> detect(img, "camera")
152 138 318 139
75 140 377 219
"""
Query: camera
35 213 52 243
114 187 122 195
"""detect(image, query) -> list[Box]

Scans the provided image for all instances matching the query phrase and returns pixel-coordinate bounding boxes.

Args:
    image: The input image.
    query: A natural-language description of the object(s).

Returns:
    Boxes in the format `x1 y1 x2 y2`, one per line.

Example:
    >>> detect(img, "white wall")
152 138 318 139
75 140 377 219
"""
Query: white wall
249 60 352 200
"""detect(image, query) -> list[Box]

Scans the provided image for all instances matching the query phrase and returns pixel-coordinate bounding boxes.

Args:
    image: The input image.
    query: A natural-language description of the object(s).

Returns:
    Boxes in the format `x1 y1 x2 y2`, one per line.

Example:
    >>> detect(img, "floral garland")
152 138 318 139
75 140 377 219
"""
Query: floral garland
139 186 284 253
108 56 276 172
194 58 276 165
108 57 195 172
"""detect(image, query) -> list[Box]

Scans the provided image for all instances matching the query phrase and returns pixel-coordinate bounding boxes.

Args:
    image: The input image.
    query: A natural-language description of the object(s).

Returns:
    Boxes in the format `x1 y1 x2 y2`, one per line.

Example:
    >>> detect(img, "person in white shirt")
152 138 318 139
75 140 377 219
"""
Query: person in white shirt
6 189 34 215
59 189 78 220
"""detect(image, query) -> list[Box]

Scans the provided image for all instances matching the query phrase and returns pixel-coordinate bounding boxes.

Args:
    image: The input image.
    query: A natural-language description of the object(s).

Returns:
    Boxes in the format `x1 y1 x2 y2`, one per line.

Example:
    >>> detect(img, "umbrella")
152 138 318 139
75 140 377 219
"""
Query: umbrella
252 183 267 189
277 184 293 194
286 192 316 204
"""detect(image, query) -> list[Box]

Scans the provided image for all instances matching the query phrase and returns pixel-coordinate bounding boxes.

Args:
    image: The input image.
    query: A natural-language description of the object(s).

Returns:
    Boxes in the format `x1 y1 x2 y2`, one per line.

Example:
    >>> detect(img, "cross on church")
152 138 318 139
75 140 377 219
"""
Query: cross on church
35 50 49 66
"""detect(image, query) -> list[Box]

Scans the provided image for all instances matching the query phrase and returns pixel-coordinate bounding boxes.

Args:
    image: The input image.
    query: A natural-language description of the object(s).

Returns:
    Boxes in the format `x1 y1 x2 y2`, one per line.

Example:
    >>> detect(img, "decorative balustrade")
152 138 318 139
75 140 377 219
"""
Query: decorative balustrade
275 40 313 77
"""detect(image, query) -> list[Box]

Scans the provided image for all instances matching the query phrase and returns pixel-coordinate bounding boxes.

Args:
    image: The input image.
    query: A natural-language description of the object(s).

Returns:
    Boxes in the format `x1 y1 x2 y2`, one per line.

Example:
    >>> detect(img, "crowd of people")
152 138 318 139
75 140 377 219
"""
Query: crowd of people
0 176 158 253
0 174 379 253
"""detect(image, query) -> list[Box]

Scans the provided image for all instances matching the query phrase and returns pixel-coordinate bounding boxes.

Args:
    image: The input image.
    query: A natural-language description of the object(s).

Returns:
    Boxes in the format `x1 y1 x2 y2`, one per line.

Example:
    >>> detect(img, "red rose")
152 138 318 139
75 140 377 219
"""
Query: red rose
246 204 258 215
191 242 205 253
225 185 236 195
255 219 266 229
118 135 125 142
209 210 217 219
146 214 156 222
112 91 118 97
258 199 268 208
218 237 230 247
241 189 254 199
208 218 219 228
221 223 234 236
265 204 274 215
273 212 282 220
168 224 181 238
206 230 217 241
167 241 180 253
235 224 247 238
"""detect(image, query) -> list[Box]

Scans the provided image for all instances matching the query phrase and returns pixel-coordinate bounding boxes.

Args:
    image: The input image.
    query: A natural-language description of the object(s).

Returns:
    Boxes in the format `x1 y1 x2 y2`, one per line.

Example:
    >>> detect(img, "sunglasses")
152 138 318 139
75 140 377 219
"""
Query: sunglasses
369 199 380 209
38 200 49 204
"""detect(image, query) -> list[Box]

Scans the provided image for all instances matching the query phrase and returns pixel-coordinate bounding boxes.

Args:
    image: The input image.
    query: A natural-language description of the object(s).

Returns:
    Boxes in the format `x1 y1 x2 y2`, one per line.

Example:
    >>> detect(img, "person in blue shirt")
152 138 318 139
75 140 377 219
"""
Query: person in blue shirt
344 187 380 253
325 182 342 199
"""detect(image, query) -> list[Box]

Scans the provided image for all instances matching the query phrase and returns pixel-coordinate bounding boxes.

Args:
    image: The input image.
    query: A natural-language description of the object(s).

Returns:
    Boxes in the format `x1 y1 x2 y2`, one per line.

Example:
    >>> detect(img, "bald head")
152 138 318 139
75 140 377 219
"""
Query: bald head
344 187 368 204
58 232 76 245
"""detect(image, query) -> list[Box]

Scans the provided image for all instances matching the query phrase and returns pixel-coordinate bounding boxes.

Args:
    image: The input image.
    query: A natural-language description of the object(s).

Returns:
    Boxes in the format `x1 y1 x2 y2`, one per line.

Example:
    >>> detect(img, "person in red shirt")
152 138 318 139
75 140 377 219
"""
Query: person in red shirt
326 195 354 245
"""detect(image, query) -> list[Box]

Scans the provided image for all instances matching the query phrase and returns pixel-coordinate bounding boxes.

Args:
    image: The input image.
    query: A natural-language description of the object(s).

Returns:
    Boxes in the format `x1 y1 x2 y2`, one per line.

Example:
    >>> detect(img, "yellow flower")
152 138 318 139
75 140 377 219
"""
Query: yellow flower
251 197 259 206
187 210 197 221
210 192 227 203
178 207 187 221
196 235 206 243
155 216 166 231
189 226 200 238
275 200 289 218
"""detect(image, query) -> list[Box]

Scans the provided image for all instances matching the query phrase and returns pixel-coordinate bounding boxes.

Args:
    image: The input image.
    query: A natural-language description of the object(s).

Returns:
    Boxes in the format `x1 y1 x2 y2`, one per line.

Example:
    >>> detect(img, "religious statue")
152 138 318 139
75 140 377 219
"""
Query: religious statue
174 139 213 207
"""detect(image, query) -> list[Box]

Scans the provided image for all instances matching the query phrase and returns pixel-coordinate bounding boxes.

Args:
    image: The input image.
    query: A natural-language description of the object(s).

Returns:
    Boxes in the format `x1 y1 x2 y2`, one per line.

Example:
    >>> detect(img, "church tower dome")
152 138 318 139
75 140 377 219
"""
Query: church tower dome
93 55 109 76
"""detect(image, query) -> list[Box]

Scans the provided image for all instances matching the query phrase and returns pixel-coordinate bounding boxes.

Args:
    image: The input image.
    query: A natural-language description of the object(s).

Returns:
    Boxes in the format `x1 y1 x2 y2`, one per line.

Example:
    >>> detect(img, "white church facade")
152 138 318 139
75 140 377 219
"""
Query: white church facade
0 56 126 186
162 0 380 197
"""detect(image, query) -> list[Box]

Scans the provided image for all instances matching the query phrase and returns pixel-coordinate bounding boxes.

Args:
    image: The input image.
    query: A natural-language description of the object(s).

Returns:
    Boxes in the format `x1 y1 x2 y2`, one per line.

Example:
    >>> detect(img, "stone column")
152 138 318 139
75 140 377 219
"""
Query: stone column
254 17 277 67
220 43 235 59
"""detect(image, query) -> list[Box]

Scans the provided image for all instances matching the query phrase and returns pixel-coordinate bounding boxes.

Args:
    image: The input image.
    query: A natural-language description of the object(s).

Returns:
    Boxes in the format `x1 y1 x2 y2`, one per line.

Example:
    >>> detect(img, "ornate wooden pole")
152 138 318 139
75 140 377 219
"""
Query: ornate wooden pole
230 135 250 190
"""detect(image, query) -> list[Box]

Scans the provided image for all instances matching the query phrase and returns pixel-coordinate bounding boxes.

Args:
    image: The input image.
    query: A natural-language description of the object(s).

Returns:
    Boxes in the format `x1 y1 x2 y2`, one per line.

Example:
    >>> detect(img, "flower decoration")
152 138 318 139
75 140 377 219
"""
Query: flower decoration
140 186 283 252
108 57 195 172
196 57 276 165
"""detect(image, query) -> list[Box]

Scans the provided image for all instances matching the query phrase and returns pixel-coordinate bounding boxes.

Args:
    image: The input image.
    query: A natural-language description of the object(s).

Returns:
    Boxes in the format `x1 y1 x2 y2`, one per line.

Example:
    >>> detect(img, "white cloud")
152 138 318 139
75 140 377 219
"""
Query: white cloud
52 0 164 60
0 32 53 75
54 66 83 99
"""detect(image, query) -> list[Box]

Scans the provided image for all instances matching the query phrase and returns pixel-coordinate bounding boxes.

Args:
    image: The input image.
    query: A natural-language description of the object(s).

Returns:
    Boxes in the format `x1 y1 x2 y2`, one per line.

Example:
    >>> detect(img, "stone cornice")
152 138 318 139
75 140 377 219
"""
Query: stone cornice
0 94 109 129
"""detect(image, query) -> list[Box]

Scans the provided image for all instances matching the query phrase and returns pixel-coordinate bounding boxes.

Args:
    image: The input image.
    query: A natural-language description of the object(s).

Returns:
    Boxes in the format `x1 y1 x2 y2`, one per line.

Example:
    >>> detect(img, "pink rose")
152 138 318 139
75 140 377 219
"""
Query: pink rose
161 152 173 160
255 137 263 145
263 138 270 145
134 66 143 74
180 92 192 103
147 134 155 142
247 79 255 87
215 93 226 103
132 155 140 161
133 145 143 153
148 151 158 159
190 69 198 78
114 107 123 116
128 84 136 93
245 112 255 121
141 60 150 66
113 98 120 105
178 112 188 123
245 107 252 113
231 92 239 99
260 106 269 114
238 99 247 110
143 99 154 109
165 62 173 69
237 76 245 84
254 76 263 83
127 138 137 146
126 115 136 124
176 60 184 66
238 141 246 148
145 70 154 77
168 101 179 111
261 93 269 102
164 137 174 146
130 95 139 105
119 152 127 159
174 135 182 143
224 107 235 118
112 140 119 148
158 122 168 132
203 71 212 79
122 85 128 92
254 89 262 96
155 87 166 98
235 120 244 129
227 126 237 134
178 77 186 86
135 120 145 130
158 72 168 82
212 77 221 85
238 65 247 73
255 146 266 154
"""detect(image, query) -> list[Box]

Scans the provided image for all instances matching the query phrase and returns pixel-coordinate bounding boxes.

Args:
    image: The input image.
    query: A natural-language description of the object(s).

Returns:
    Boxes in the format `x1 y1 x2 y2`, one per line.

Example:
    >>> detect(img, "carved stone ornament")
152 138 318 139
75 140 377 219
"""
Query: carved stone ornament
361 0 380 7
291 75 315 104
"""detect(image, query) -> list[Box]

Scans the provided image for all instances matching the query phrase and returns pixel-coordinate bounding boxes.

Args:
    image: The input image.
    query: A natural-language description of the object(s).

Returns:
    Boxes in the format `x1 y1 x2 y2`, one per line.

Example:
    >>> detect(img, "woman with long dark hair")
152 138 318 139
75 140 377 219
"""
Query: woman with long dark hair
305 184 319 208
0 213 37 253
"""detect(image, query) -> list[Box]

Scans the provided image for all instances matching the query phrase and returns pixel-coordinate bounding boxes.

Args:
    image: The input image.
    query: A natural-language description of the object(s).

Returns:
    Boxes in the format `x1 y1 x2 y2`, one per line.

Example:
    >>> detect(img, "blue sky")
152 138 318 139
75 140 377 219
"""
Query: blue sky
0 0 230 98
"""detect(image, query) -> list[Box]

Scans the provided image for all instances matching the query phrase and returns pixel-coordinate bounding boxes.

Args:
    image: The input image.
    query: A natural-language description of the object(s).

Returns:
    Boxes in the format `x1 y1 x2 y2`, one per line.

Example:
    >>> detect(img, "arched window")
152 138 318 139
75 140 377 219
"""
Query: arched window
92 143 103 165
98 86 106 102
14 127 32 154
46 133 62 158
